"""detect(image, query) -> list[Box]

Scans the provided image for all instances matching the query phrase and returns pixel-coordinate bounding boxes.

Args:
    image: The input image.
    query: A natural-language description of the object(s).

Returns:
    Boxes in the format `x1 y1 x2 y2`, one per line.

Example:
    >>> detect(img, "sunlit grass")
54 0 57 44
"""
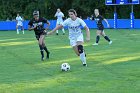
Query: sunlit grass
0 29 140 93
0 41 36 46
103 56 140 65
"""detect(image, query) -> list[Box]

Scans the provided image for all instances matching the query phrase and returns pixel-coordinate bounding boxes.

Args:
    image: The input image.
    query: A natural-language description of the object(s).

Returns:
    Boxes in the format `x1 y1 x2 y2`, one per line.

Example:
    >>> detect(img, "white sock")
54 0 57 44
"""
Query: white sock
22 30 24 34
80 52 86 64
17 29 19 34
56 30 58 33
62 28 65 33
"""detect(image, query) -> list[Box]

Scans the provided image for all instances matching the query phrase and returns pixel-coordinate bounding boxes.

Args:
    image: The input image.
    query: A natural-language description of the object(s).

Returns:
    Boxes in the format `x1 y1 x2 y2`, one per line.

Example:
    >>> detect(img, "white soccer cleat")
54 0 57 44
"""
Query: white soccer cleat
92 43 98 46
109 41 112 45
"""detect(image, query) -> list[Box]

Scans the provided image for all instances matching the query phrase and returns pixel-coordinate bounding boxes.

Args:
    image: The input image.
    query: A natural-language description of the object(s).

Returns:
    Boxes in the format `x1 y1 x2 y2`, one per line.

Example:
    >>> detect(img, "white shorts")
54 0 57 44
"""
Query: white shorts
69 34 84 47
17 22 23 26
56 21 63 25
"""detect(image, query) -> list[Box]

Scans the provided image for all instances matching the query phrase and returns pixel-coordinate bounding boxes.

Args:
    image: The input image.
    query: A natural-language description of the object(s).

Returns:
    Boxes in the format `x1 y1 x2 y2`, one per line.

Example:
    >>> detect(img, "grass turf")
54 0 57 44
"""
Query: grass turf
0 29 140 93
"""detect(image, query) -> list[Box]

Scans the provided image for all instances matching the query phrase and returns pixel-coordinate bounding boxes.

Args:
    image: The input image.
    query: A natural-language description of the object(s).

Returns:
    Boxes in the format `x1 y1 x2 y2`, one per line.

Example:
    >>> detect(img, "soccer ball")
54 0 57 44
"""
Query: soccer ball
61 63 70 71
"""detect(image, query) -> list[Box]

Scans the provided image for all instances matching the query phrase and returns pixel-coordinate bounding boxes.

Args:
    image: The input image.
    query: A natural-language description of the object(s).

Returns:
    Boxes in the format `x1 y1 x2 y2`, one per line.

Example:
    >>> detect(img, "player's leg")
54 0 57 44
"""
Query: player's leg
60 21 65 35
42 38 50 59
16 25 19 34
56 23 59 35
93 30 101 45
70 38 80 56
40 34 50 59
72 46 80 56
21 25 24 34
101 31 112 44
62 27 65 35
77 41 87 66
38 35 45 61
70 35 87 66
77 34 87 66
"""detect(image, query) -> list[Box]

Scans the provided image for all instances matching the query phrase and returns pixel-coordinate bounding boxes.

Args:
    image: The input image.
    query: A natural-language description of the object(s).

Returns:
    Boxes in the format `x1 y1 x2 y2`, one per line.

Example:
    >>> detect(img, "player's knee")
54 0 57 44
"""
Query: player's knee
77 45 83 54
97 33 101 36
39 42 43 46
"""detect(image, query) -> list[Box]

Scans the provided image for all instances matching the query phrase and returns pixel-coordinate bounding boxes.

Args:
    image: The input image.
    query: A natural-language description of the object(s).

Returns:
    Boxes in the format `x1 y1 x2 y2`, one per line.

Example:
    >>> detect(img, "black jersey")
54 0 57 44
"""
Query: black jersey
28 17 48 35
92 15 104 30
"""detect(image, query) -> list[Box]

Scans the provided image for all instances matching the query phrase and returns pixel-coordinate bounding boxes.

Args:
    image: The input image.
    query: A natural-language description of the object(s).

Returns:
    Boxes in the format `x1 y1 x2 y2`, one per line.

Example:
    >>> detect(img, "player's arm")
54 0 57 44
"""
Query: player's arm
16 18 18 24
104 18 110 28
28 25 36 31
28 20 37 31
45 20 50 30
62 12 64 18
84 25 90 41
47 25 63 35
54 12 57 17
48 19 68 35
80 19 90 41
90 15 94 20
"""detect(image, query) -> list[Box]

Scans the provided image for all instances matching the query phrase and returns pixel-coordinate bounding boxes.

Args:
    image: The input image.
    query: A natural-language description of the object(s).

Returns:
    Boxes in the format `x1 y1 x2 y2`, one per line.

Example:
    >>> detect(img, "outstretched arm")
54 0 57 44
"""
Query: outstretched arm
84 25 90 41
47 25 63 35
104 19 110 28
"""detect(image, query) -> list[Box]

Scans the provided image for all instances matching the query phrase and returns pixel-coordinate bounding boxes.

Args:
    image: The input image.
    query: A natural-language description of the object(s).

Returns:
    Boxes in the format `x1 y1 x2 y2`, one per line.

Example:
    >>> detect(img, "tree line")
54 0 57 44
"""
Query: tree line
0 0 139 21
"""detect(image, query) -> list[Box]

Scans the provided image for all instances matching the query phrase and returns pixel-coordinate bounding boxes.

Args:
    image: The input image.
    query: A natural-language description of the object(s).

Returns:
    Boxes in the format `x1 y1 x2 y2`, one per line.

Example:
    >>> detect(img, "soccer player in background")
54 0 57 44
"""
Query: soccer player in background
16 13 24 34
28 11 50 61
54 8 65 35
91 9 112 45
48 9 90 66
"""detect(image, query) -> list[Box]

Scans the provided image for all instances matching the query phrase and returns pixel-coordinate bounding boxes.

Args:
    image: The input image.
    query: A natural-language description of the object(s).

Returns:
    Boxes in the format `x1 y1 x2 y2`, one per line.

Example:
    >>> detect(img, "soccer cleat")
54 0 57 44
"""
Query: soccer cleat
83 64 87 67
63 33 65 35
56 33 58 35
109 41 112 45
92 43 98 46
46 52 50 59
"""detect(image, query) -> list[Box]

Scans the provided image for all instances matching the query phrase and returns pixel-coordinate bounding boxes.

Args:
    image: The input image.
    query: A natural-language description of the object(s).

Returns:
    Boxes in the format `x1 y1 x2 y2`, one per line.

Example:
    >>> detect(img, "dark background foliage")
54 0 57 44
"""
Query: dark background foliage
0 0 139 20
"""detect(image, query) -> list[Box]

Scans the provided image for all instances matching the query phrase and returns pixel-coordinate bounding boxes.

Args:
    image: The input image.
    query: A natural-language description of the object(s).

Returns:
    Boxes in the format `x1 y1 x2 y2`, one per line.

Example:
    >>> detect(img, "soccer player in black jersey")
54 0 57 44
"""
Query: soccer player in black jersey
91 9 112 45
28 11 50 61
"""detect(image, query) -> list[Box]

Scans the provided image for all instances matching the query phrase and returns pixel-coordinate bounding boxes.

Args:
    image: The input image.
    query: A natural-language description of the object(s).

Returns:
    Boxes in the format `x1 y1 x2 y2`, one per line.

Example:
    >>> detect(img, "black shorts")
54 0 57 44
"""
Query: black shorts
35 31 47 40
97 26 104 31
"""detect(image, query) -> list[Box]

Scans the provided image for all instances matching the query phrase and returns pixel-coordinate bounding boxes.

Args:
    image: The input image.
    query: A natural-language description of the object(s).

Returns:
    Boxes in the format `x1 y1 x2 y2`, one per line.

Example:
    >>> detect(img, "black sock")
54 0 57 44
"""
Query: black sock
39 45 44 58
96 36 100 43
44 46 50 59
44 46 49 53
104 36 110 42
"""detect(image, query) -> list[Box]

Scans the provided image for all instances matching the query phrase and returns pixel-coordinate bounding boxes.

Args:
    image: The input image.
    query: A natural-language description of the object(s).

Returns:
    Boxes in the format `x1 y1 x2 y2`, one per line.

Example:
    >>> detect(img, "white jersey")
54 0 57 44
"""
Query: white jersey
55 12 64 24
62 17 86 38
62 17 86 46
16 16 23 26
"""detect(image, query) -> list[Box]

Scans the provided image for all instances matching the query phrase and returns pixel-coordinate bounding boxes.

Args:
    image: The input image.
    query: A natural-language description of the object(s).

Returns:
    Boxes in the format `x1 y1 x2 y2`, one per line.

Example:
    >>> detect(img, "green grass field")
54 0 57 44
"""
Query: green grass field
0 29 140 93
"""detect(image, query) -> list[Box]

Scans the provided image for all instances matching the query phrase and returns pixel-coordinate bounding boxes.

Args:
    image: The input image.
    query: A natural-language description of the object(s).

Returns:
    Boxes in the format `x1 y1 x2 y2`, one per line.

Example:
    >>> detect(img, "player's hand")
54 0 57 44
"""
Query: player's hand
107 24 110 28
47 31 52 35
44 30 47 33
33 24 38 29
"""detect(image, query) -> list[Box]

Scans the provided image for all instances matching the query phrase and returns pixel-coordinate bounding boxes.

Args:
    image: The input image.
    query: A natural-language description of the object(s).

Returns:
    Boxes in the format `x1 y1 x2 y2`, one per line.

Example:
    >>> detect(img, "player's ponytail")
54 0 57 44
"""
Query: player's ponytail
68 9 77 16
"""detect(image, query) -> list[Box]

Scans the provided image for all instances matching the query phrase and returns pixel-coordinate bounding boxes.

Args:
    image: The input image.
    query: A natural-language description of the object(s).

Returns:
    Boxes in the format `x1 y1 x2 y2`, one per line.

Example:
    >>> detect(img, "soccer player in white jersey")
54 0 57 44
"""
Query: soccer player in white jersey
54 8 65 35
48 9 90 66
16 13 24 34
